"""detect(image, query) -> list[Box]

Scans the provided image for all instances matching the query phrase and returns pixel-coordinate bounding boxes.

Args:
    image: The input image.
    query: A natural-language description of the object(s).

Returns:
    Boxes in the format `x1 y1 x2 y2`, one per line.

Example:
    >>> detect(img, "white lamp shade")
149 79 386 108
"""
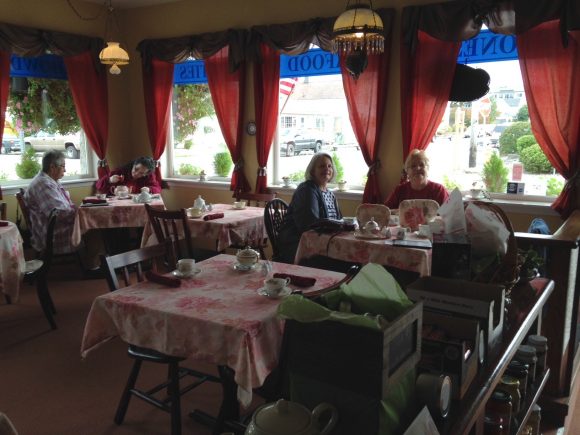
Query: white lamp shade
333 6 384 37
99 42 130 66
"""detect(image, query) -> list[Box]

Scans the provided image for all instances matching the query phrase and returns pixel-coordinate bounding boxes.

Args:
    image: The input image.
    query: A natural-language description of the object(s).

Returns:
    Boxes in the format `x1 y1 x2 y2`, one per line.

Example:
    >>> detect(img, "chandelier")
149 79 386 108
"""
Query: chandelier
332 0 385 55
99 1 130 75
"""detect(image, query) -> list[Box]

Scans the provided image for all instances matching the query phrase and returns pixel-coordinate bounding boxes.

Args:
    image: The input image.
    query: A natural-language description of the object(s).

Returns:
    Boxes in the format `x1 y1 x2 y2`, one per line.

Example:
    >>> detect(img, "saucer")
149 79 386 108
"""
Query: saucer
257 286 292 299
233 262 258 271
172 268 201 278
353 230 388 240
231 206 246 210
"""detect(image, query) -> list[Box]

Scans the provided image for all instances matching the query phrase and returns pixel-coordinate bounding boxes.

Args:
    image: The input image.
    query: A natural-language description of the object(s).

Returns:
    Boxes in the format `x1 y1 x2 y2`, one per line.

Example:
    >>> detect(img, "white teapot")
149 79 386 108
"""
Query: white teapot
362 217 380 234
193 195 207 211
136 187 152 203
236 246 260 267
245 399 338 435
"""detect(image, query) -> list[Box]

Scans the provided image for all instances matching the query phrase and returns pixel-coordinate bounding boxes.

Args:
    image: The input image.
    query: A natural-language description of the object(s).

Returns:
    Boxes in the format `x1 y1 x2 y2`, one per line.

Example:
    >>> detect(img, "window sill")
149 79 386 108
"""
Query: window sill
165 178 231 190
0 177 97 195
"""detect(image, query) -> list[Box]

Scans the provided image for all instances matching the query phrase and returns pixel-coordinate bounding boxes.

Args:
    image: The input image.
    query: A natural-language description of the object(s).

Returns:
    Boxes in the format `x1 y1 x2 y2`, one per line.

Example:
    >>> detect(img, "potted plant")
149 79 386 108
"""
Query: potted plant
517 248 544 281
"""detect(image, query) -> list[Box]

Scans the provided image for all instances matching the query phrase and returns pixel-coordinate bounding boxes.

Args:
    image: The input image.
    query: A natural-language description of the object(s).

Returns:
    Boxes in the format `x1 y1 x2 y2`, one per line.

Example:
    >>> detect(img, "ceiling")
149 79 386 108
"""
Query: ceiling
82 0 182 9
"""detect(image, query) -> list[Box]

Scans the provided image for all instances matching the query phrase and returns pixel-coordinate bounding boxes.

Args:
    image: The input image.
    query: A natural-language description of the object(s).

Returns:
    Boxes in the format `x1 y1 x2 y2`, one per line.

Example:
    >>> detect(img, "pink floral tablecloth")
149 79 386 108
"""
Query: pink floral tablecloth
0 222 26 301
295 230 432 276
80 254 344 406
141 203 266 252
72 197 165 247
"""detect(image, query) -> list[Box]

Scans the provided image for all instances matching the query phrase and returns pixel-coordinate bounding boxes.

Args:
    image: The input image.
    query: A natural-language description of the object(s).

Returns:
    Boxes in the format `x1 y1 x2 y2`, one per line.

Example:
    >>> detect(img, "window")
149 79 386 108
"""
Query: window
271 48 367 189
168 61 229 179
429 30 564 198
1 54 92 184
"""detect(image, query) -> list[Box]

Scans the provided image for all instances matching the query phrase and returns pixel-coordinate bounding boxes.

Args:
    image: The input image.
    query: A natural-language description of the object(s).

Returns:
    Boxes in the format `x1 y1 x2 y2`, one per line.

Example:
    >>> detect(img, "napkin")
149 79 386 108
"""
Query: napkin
145 271 181 288
0 221 9 227
82 198 107 205
273 272 316 287
203 213 224 221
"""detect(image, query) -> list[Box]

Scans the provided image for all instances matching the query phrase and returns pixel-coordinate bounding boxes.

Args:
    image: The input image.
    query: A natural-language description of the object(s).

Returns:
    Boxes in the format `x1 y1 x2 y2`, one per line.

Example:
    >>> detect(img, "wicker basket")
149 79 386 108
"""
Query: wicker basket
466 200 520 287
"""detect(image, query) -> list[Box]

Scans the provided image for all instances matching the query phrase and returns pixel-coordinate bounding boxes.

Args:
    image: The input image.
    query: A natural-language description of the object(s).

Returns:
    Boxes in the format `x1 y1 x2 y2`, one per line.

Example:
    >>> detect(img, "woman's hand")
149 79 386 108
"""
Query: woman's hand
109 174 124 184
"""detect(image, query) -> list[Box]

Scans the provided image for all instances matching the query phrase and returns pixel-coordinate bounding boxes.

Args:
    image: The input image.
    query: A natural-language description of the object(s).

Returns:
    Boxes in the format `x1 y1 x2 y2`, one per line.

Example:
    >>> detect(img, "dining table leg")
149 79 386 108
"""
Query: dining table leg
189 365 243 434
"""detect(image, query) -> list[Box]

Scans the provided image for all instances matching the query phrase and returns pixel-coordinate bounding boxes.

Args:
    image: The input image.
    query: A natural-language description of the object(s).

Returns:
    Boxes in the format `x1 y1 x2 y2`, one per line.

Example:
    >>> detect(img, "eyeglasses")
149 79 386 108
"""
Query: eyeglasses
55 163 66 168
408 163 427 170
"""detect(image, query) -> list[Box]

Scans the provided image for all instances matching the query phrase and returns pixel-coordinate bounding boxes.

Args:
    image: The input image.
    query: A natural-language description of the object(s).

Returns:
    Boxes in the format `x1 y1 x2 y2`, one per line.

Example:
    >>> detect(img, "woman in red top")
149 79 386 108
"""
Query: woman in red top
385 150 449 209
96 156 161 194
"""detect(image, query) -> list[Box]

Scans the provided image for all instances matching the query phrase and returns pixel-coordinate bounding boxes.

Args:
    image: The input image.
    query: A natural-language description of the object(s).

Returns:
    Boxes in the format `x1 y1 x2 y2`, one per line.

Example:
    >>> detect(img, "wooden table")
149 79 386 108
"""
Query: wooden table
0 221 26 302
141 203 267 252
295 229 432 276
441 278 554 435
80 254 344 412
71 196 165 247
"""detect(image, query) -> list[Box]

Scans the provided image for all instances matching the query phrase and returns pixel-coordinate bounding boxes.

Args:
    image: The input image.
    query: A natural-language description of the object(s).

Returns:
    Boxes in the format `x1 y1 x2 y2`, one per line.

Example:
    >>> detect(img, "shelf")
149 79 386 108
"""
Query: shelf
512 368 550 435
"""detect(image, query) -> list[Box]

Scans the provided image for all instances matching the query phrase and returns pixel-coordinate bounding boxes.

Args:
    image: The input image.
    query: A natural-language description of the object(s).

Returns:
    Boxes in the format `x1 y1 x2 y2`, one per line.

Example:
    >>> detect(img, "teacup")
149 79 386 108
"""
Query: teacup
343 217 356 226
233 201 246 209
396 227 410 240
263 277 290 296
96 193 107 200
187 207 203 218
177 259 196 275
418 224 432 238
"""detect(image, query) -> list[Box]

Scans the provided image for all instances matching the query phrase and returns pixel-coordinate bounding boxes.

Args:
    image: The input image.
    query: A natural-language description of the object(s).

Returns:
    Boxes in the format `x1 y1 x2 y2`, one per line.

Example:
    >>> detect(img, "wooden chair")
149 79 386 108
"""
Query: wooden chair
0 202 6 220
15 188 32 247
100 242 221 435
23 208 59 329
356 203 390 229
264 198 289 261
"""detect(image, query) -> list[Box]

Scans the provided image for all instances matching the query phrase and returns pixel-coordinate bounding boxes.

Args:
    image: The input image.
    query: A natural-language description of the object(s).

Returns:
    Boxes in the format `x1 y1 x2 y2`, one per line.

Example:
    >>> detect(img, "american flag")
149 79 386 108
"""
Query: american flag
279 77 298 96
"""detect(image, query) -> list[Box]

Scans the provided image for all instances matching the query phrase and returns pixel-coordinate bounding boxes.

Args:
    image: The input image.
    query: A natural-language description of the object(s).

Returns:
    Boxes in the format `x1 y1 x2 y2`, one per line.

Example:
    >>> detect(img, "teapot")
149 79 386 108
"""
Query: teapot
136 187 152 203
245 399 338 435
113 185 129 198
362 217 380 234
236 246 260 267
193 195 207 211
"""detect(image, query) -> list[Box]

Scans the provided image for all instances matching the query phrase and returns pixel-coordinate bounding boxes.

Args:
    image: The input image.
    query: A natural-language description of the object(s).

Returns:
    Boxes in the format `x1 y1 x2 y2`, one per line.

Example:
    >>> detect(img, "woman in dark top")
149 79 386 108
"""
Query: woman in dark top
276 152 342 263
96 156 161 195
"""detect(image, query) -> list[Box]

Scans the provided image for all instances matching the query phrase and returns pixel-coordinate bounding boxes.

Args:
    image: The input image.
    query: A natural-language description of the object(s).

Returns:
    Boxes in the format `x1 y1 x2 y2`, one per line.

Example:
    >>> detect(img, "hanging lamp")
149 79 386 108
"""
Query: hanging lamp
98 0 130 75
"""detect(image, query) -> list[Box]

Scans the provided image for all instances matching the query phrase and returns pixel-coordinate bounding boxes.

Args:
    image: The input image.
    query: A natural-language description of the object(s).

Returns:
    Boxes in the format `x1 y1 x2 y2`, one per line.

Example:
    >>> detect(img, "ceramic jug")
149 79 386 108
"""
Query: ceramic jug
193 195 207 211
245 399 338 435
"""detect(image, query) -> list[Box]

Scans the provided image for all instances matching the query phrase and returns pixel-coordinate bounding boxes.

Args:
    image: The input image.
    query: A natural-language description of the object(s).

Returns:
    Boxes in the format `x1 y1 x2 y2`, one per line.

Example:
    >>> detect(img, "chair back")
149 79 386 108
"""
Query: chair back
234 191 277 207
0 202 6 221
101 241 175 291
145 204 193 260
398 199 440 230
264 198 289 260
356 203 390 229
15 188 32 229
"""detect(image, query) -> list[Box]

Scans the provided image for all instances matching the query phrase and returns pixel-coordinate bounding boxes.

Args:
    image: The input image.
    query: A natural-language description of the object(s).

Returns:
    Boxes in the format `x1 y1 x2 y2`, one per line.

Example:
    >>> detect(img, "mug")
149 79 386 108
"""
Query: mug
177 259 196 274
396 227 410 240
264 277 290 296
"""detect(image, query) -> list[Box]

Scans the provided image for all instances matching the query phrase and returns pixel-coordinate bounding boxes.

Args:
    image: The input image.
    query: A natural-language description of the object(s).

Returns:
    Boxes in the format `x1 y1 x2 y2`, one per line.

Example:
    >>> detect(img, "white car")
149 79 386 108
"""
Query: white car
24 130 82 158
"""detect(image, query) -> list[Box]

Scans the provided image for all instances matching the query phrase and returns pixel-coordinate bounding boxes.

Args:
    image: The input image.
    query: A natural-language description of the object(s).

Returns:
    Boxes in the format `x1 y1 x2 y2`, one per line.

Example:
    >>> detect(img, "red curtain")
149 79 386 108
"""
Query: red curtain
142 58 174 185
0 50 9 144
64 51 109 178
205 46 250 194
518 21 580 219
400 30 460 161
253 43 280 193
340 49 390 203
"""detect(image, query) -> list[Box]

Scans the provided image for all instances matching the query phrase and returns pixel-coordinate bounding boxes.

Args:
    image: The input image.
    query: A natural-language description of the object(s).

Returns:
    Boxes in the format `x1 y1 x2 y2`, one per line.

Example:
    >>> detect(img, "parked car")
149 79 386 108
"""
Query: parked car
2 132 21 154
279 130 330 157
24 130 82 158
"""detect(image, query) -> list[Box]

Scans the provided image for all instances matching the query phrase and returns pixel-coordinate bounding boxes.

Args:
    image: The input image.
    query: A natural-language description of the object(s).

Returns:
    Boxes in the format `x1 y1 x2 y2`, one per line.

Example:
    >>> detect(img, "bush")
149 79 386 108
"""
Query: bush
520 144 553 173
178 163 202 176
499 122 532 155
482 153 509 193
16 147 41 179
213 151 233 177
516 135 537 154
332 152 344 182
183 139 193 150
546 177 564 196
442 175 460 191
287 171 305 182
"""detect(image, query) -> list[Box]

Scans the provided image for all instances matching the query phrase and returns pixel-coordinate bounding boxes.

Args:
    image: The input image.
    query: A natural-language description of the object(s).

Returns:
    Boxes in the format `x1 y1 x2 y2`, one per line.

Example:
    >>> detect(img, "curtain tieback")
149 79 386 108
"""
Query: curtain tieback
153 160 161 168
258 166 267 176
563 169 580 191
97 159 108 167
367 159 381 176
234 159 244 171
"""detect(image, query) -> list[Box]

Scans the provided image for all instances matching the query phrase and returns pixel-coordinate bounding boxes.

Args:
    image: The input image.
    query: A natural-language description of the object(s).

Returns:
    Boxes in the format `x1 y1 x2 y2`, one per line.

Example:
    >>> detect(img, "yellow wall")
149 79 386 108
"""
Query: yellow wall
2 0 565 233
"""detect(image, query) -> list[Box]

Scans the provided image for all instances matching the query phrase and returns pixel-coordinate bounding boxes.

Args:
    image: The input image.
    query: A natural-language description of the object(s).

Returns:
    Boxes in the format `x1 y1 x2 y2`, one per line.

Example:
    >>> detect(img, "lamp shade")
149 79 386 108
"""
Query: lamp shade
99 42 129 66
333 4 384 54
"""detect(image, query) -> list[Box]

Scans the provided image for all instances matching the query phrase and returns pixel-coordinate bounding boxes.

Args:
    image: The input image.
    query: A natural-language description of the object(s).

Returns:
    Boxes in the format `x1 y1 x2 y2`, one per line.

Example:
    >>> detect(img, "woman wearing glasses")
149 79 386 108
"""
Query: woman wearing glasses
384 149 449 208
96 156 161 194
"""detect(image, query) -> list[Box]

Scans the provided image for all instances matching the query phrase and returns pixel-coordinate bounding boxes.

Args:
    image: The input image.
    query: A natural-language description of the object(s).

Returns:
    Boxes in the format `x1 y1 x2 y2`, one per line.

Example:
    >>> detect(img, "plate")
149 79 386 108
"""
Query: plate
233 262 258 271
353 230 388 240
80 202 111 207
172 268 201 278
257 286 292 299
